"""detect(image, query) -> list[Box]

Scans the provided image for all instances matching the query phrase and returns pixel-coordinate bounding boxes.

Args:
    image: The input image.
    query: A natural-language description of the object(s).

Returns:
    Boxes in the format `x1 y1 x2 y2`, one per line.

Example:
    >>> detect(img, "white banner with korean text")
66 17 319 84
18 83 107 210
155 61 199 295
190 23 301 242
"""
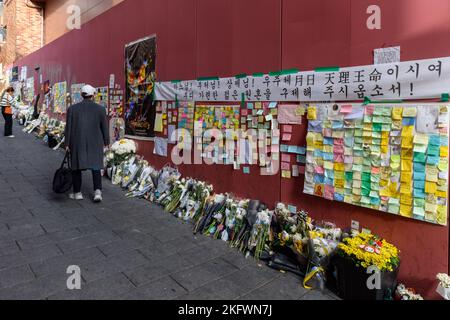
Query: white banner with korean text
154 56 450 102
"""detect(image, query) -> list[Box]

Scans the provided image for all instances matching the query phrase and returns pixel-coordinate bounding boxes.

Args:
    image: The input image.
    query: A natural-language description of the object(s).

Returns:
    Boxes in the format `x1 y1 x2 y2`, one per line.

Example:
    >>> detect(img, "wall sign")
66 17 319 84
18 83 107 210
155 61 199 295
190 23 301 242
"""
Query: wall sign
155 56 450 102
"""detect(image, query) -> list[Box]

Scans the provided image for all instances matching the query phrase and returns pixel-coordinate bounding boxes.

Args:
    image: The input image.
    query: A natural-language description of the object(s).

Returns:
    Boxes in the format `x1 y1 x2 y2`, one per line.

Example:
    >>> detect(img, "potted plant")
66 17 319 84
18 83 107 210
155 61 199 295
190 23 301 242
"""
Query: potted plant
436 273 450 300
333 232 400 300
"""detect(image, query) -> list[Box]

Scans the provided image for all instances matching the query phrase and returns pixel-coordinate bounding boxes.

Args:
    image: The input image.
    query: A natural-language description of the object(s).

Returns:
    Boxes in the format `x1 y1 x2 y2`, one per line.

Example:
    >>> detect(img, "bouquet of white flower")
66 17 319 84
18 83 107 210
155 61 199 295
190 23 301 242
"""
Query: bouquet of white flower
248 209 273 260
436 273 450 300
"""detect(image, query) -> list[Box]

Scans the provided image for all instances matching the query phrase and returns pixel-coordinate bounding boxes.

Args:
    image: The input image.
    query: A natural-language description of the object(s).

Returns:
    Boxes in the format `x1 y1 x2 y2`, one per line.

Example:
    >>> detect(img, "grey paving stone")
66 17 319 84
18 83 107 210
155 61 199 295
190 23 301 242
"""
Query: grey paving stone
239 273 309 300
57 231 118 253
171 258 239 292
0 273 72 300
119 276 187 300
0 265 35 289
49 273 135 300
29 247 106 278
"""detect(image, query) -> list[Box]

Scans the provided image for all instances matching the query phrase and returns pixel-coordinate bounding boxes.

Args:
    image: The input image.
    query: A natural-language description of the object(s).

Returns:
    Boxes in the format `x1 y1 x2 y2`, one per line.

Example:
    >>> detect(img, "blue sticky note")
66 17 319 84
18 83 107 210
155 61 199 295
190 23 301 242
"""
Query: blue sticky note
414 188 426 198
243 167 250 174
370 197 381 205
440 136 449 146
295 147 306 155
414 171 426 180
427 156 440 165
324 177 334 185
280 144 289 152
314 175 325 184
414 162 426 173
413 180 425 189
288 205 297 213
402 117 416 126
268 102 278 109
325 169 334 179
334 193 344 202
247 103 254 110
308 120 323 133
323 137 334 145
297 155 306 163
332 121 344 129
313 149 323 158
323 152 334 161
288 145 298 153
429 135 440 146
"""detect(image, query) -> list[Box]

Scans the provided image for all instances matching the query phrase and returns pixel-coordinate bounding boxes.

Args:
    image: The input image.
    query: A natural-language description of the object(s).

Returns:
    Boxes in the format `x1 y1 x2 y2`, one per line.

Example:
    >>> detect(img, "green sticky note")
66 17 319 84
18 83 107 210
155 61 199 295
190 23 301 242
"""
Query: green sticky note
382 124 392 132
413 152 427 163
373 123 382 132
388 205 400 214
345 172 354 181
364 115 373 123
428 145 440 156
362 172 371 182
372 137 381 145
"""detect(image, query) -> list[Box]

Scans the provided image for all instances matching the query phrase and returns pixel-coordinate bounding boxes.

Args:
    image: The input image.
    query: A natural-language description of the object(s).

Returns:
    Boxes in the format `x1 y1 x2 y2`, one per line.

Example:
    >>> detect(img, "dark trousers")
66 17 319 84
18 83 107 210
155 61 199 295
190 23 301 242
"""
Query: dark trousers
72 169 102 193
1 110 12 136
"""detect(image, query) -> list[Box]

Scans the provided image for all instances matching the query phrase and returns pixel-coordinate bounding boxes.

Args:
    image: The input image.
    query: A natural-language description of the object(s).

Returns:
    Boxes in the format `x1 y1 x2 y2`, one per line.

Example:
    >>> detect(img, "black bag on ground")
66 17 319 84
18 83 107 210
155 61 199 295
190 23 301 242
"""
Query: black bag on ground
53 152 73 194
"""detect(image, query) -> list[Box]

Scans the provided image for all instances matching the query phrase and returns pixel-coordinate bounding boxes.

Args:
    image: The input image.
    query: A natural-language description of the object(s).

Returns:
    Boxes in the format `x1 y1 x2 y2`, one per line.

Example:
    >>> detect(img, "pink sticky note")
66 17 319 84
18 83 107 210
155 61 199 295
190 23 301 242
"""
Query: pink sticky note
334 138 344 146
334 153 344 162
282 134 292 141
341 105 353 114
365 105 374 115
314 166 324 174
334 145 345 154
324 185 334 200
282 154 291 162
281 162 290 170
284 125 293 133
371 167 380 174
241 109 248 116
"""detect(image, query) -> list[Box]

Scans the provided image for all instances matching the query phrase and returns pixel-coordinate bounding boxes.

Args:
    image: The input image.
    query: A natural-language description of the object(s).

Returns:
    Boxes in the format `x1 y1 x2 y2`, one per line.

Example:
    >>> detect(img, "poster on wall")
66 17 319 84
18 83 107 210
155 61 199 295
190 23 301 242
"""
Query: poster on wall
25 77 35 103
11 66 19 82
71 83 85 104
95 86 109 109
53 81 67 114
124 35 157 137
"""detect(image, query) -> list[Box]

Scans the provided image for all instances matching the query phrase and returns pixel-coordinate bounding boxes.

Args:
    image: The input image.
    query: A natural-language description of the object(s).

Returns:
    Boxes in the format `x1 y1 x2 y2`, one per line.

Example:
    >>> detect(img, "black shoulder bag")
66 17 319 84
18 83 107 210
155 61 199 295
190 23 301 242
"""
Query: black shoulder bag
53 151 73 194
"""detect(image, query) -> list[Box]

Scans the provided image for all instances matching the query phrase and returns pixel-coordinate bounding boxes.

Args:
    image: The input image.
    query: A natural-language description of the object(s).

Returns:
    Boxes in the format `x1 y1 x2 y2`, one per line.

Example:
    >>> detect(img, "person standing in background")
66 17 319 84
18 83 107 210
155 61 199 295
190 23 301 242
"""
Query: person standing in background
0 86 17 138
65 84 110 202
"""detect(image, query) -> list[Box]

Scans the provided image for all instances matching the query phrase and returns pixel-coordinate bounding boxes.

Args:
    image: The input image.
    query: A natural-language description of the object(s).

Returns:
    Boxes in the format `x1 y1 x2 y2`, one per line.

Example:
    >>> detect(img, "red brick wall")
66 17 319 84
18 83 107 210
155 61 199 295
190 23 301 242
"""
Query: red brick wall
0 0 43 83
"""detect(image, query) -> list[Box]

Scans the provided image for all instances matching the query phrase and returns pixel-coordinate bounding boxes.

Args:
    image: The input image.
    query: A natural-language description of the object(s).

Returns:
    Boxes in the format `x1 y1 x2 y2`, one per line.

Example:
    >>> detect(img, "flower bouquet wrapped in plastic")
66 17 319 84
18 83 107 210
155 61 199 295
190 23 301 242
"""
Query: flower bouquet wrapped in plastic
247 209 273 260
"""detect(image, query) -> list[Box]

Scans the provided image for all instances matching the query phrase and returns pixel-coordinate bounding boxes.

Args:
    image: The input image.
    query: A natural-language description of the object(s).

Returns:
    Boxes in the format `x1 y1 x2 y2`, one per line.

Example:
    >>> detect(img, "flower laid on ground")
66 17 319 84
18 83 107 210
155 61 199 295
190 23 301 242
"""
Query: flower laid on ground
248 209 273 260
109 138 137 166
395 284 424 300
437 273 450 288
337 232 400 272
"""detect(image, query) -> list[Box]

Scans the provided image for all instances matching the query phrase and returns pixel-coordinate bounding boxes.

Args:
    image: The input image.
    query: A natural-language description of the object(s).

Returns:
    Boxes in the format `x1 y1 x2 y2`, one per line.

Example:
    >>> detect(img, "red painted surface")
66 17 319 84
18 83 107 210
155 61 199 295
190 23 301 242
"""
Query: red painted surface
15 0 449 299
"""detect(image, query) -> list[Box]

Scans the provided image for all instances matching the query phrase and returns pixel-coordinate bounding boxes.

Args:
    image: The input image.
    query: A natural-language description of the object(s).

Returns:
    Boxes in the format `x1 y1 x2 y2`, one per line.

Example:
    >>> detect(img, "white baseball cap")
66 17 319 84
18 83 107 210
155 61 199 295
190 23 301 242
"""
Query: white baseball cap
81 84 96 97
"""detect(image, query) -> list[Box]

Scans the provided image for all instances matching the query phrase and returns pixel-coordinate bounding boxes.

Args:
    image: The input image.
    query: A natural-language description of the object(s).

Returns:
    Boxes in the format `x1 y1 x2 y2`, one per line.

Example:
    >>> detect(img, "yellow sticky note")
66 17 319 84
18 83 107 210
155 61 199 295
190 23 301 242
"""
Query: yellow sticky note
154 113 163 132
162 114 167 120
307 106 317 120
389 182 399 194
381 145 388 154
401 148 413 160
282 170 291 179
379 188 391 197
400 204 412 217
425 181 437 194
335 179 345 188
401 194 412 205
400 184 411 195
401 137 414 149
425 202 437 213
436 190 448 198
295 106 306 116
324 161 334 170
437 205 448 225
392 107 403 120
426 167 439 182
334 163 345 171
401 160 412 172
403 107 417 117
440 146 448 157
401 126 414 138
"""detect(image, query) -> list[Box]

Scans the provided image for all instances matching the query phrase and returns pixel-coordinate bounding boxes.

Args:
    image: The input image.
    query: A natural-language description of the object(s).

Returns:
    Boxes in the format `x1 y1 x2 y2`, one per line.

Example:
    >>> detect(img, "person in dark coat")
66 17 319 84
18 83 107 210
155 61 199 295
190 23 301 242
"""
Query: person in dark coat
65 84 110 202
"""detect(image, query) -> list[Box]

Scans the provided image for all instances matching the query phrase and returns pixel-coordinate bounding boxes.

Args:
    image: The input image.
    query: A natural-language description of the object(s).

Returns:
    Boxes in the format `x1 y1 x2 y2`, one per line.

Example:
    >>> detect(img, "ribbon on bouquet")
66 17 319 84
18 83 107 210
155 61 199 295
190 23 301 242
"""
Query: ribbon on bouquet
303 266 325 290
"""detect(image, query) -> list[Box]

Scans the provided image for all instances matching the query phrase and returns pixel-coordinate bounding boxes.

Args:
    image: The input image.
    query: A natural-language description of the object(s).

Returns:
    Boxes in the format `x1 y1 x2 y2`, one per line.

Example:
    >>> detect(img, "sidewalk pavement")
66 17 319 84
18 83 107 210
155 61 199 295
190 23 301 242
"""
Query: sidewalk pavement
0 118 338 300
